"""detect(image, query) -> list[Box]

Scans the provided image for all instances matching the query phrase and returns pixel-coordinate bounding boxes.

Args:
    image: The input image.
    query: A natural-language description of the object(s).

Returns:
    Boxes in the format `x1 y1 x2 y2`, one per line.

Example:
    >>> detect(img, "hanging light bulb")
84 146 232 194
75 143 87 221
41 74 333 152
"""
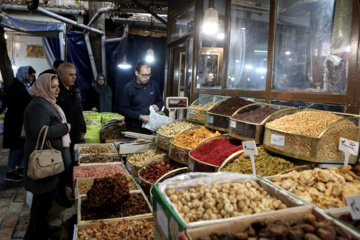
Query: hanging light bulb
118 54 131 69
145 48 154 63
203 6 218 34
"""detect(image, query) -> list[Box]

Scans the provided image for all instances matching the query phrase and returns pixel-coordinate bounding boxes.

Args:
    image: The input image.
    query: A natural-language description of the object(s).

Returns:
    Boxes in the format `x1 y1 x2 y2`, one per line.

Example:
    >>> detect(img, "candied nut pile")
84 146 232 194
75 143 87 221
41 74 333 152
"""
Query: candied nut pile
271 165 360 209
78 144 117 154
166 180 286 223
172 126 221 149
127 147 166 168
74 165 128 178
221 147 298 176
77 219 154 240
80 154 122 164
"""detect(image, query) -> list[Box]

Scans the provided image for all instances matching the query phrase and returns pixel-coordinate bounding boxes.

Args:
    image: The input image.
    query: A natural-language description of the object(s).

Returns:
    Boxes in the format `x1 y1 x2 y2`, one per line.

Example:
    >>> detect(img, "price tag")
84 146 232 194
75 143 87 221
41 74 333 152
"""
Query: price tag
207 115 213 124
188 159 195 171
346 195 360 220
339 137 359 165
230 120 236 128
271 134 285 146
242 141 258 175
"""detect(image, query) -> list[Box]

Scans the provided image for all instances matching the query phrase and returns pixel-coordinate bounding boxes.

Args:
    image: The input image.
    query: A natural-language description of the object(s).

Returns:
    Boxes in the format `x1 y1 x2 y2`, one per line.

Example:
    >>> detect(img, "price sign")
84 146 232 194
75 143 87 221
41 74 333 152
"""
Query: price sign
271 134 285 146
230 120 236 128
207 115 213 124
242 141 258 175
346 195 360 220
338 137 359 165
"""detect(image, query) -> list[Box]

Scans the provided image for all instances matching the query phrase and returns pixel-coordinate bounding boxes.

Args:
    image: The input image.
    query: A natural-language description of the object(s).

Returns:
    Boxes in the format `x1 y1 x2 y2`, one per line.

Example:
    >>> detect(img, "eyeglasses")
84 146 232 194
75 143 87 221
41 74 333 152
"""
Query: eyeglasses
139 73 152 78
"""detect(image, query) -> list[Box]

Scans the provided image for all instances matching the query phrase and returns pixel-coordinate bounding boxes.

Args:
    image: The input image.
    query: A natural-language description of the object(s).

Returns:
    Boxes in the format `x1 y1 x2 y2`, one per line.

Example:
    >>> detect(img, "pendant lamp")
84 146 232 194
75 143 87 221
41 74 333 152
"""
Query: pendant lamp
203 0 218 34
118 54 131 69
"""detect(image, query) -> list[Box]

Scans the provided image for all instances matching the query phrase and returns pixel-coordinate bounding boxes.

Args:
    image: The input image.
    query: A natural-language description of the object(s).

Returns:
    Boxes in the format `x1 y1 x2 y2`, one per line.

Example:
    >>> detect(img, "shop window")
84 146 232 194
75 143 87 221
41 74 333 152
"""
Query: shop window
226 0 271 90
273 0 352 93
170 6 195 41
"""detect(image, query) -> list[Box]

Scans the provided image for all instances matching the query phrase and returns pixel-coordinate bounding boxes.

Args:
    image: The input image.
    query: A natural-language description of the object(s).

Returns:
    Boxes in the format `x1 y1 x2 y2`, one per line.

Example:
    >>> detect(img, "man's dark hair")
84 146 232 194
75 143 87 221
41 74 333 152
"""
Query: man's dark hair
135 60 150 72
53 59 65 68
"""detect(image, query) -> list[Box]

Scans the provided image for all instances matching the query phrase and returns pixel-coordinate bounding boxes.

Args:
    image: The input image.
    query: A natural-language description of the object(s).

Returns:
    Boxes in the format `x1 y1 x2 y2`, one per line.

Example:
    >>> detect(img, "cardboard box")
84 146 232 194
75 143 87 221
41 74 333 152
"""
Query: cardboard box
185 206 360 239
75 216 154 240
151 173 304 240
77 190 153 224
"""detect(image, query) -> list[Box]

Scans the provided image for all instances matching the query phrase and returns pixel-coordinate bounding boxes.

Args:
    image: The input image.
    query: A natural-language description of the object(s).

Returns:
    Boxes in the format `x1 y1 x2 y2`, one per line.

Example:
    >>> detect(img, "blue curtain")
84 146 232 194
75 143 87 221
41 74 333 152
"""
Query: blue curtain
45 37 61 59
106 34 167 113
66 30 92 101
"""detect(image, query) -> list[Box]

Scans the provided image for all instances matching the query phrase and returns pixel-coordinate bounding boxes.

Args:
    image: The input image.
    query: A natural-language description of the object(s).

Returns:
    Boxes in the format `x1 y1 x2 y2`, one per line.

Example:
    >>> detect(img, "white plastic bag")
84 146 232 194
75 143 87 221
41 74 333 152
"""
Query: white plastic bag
26 191 33 208
143 106 169 131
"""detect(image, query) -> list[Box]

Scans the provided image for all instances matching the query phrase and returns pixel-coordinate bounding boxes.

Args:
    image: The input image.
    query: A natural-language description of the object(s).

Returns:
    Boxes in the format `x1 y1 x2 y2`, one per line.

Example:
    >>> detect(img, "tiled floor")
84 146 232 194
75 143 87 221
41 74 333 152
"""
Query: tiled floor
0 134 76 240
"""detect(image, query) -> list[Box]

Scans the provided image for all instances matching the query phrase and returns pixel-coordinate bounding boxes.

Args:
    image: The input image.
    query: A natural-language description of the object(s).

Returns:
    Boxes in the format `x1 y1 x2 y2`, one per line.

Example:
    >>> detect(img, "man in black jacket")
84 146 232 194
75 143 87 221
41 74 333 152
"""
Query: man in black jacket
56 62 86 207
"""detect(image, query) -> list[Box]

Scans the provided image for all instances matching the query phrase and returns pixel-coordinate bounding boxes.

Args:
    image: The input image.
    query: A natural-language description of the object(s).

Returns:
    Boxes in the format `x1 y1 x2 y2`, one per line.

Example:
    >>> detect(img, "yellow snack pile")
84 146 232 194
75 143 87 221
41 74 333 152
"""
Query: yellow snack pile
172 126 221 149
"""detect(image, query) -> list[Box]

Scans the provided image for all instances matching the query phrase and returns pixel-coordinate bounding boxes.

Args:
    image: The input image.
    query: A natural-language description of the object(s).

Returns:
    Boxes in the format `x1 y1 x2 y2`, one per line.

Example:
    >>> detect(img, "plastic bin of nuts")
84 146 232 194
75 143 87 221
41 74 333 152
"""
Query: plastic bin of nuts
228 103 295 144
186 95 226 124
155 119 197 150
206 97 254 132
125 143 167 181
263 109 360 163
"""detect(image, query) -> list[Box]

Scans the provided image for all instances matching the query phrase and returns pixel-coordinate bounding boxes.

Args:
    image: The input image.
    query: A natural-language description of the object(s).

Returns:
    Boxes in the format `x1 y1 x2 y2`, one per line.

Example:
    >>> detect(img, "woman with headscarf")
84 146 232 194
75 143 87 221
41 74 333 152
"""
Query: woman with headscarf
22 73 71 240
3 66 36 182
84 73 113 112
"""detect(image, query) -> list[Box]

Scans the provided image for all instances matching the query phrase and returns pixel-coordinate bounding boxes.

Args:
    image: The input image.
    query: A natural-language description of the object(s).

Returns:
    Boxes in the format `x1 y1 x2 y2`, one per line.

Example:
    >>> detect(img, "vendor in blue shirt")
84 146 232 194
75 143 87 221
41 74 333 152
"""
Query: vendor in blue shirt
119 60 163 133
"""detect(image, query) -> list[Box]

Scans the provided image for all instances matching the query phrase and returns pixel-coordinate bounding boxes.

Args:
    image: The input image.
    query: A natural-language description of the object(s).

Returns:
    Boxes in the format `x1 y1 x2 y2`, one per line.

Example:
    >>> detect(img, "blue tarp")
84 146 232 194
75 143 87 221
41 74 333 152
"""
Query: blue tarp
0 13 64 37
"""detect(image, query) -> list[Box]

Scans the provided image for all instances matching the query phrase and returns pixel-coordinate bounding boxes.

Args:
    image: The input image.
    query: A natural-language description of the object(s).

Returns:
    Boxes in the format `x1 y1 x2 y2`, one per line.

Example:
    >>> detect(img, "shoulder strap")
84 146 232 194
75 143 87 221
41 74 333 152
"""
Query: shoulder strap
35 126 48 151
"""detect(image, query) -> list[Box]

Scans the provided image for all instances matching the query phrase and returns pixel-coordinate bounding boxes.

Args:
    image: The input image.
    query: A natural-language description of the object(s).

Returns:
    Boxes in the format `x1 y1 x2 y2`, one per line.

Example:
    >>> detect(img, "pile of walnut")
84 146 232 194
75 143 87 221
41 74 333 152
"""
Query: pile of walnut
78 144 117 154
271 165 360 209
197 212 355 240
77 219 154 240
81 174 149 220
166 180 287 223
79 154 122 164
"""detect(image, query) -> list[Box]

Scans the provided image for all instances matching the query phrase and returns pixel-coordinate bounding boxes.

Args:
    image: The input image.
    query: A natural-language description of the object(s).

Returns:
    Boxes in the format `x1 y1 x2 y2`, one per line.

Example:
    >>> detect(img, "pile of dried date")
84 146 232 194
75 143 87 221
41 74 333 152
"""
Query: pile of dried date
139 159 183 183
81 174 149 220
197 212 355 240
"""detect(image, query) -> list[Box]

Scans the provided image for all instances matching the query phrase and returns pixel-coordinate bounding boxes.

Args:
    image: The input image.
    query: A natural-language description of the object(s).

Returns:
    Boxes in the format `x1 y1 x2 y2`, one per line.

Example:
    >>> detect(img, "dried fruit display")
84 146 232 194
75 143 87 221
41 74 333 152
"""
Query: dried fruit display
77 176 138 195
74 165 128 178
208 97 253 116
81 174 149 220
139 159 183 183
79 154 122 164
271 165 360 209
197 212 356 240
338 213 360 231
232 107 277 124
220 147 297 176
157 121 197 149
77 219 154 240
78 144 117 154
166 180 287 223
172 126 221 149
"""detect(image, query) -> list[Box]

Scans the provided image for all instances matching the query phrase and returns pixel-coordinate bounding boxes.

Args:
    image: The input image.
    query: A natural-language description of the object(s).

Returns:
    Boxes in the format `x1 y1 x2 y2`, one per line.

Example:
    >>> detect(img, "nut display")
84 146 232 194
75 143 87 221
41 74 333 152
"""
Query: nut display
127 147 166 168
232 106 278 124
74 165 128 178
188 101 217 122
79 154 122 164
264 111 359 162
78 144 117 154
338 213 360 231
77 219 154 240
139 159 183 183
208 97 253 116
196 212 356 240
101 121 126 139
81 174 149 220
220 147 298 176
157 121 196 149
271 165 360 209
166 180 287 223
